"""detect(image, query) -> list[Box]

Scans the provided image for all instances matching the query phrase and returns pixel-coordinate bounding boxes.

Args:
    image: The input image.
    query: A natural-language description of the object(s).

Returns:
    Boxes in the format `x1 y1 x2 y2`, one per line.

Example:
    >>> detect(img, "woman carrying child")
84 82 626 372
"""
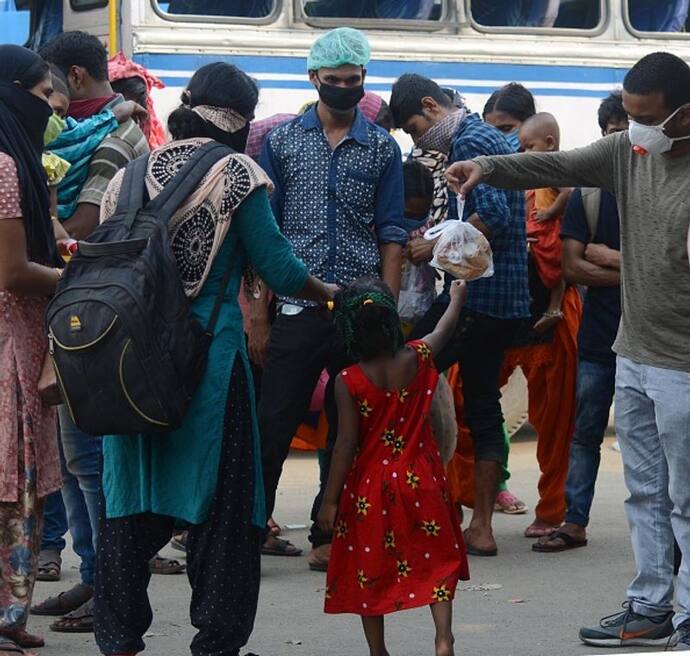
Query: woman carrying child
319 277 469 656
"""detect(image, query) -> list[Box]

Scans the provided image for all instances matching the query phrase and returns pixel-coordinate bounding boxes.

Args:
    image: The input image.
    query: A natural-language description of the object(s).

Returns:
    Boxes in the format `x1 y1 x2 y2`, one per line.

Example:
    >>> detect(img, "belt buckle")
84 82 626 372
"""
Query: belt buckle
279 303 304 316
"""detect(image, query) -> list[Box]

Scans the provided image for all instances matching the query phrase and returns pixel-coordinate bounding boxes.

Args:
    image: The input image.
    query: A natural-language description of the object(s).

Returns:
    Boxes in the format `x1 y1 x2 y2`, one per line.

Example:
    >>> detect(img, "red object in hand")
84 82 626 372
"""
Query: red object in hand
59 239 79 257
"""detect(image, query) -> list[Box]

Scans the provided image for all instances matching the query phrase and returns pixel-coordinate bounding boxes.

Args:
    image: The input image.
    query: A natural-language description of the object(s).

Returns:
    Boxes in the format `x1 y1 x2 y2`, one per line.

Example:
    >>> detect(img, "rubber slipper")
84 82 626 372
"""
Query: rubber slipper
532 530 588 553
0 630 44 649
466 544 498 557
494 490 529 515
50 599 94 634
31 583 93 616
524 524 561 538
0 639 25 655
262 537 302 557
36 550 62 582
149 555 186 575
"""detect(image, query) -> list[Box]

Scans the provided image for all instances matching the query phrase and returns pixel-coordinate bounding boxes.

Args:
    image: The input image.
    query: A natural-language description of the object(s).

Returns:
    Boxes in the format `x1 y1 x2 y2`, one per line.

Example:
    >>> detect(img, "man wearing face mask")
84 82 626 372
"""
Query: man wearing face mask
446 51 690 650
259 27 406 572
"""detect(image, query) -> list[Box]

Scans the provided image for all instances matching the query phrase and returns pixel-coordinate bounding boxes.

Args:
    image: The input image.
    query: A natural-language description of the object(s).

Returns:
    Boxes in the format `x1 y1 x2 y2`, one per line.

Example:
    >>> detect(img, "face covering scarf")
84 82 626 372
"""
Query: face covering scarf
0 44 60 266
415 108 468 155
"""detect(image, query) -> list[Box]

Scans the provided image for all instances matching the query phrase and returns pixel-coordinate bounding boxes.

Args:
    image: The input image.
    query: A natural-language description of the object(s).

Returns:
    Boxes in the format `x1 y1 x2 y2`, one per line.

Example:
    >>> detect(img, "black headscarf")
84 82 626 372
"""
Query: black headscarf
0 44 60 267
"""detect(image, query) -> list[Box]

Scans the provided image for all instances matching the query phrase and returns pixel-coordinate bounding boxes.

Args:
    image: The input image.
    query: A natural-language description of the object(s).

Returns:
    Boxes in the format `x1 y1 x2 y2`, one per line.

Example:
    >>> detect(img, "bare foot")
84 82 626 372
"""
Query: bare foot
435 633 455 656
464 525 497 554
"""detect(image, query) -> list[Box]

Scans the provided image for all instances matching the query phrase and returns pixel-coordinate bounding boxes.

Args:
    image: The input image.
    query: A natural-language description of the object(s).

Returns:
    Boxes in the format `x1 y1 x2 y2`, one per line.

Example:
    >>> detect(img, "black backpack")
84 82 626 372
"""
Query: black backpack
46 141 233 436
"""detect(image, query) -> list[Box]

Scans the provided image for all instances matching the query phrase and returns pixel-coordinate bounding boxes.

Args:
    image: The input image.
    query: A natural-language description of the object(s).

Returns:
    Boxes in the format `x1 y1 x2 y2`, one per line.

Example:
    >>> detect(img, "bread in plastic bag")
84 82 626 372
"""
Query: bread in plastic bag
424 197 494 281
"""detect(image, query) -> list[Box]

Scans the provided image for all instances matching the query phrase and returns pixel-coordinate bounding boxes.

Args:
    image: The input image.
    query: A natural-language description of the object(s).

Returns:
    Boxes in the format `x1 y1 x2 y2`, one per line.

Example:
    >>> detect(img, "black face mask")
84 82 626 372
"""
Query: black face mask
208 121 250 154
317 79 365 113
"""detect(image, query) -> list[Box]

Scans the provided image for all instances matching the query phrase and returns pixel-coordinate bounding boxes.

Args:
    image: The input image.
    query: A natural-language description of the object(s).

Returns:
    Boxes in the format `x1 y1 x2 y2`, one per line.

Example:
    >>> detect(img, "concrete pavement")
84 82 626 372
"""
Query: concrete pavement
31 430 665 656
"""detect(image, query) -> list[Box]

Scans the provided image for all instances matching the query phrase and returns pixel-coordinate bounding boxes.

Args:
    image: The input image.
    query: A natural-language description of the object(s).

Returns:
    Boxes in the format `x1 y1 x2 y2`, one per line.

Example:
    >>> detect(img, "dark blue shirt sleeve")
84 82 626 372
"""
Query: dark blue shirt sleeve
373 138 407 246
450 134 511 237
259 135 285 227
560 188 590 245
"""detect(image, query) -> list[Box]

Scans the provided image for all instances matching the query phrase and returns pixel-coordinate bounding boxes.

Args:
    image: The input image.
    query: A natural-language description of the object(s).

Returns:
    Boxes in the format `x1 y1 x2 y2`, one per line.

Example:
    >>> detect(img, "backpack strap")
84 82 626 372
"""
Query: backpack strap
144 141 233 224
114 153 150 225
580 187 602 241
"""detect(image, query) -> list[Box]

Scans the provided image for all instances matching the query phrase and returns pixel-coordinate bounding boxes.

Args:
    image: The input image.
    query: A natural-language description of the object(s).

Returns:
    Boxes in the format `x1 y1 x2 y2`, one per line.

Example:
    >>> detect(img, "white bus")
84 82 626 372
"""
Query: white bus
42 0 690 149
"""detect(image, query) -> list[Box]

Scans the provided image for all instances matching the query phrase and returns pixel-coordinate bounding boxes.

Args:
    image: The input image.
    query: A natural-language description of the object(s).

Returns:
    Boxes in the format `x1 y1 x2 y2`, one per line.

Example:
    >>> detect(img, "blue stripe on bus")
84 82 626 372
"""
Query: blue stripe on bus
155 75 614 97
136 52 629 86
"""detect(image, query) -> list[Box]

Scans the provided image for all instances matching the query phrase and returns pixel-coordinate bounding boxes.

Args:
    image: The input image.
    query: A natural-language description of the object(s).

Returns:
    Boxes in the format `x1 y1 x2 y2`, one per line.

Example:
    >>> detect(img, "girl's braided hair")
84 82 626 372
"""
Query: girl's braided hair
334 277 405 361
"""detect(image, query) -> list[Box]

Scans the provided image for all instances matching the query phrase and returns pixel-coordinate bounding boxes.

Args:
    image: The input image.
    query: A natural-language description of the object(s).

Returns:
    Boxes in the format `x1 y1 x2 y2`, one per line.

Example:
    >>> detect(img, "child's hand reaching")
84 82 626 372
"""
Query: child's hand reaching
113 100 148 125
318 501 338 534
449 279 467 305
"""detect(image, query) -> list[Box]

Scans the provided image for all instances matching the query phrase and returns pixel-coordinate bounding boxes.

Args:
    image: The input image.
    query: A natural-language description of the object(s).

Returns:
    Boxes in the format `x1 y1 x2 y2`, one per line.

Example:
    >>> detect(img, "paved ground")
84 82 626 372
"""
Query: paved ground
31 428 670 656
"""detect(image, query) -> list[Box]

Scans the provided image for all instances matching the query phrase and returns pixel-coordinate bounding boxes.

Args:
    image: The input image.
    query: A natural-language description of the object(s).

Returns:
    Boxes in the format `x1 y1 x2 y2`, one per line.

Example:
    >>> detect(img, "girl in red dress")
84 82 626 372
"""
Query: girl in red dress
318 277 469 656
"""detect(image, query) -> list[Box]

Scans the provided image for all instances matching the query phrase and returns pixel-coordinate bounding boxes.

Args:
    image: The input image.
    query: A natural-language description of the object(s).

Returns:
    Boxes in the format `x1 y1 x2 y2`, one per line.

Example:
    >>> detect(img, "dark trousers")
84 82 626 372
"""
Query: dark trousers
94 363 262 656
258 307 350 547
410 300 519 463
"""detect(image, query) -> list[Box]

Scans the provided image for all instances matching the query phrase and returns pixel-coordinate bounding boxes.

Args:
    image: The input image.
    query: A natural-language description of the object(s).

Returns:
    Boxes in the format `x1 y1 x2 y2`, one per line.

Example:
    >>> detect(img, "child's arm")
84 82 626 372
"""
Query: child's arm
318 375 360 534
421 279 466 355
534 278 565 332
536 187 573 222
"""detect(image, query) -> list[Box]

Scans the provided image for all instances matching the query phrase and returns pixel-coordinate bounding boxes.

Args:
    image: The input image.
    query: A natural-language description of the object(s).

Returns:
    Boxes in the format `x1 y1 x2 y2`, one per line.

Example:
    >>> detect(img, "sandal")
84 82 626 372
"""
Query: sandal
149 554 186 575
170 531 187 553
0 640 25 655
261 536 302 557
494 490 528 515
36 550 61 582
532 530 588 553
0 630 43 649
524 523 561 538
31 583 93 616
50 599 94 634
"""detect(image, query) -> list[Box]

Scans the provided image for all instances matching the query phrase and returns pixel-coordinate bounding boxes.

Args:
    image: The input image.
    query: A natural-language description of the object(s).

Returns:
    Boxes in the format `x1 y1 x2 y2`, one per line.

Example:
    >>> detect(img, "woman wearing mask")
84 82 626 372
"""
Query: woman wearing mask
0 45 63 655
94 62 336 656
483 82 537 152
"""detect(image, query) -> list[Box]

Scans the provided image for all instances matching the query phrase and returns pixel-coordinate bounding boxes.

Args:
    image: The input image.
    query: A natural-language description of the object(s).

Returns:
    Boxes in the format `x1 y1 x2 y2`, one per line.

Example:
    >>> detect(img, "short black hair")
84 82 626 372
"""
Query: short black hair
483 82 536 122
39 31 109 82
375 100 395 132
403 159 434 202
389 73 453 126
597 90 627 131
624 51 690 112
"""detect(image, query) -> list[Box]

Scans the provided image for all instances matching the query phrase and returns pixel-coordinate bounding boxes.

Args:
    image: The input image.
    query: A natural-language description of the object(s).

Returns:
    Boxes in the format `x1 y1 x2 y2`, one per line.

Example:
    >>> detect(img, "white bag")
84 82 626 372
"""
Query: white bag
398 262 436 325
424 197 494 281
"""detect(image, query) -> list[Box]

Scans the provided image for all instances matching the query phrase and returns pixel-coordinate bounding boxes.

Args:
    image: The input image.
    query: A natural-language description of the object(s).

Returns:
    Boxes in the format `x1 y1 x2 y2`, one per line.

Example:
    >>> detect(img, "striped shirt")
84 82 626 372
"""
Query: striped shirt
77 97 149 208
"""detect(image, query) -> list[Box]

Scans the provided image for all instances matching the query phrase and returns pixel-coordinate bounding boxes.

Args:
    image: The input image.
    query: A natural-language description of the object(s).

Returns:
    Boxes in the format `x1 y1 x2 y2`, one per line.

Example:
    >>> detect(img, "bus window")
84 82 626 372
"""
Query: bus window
471 0 601 30
627 0 689 33
0 0 30 44
302 0 442 21
161 0 275 18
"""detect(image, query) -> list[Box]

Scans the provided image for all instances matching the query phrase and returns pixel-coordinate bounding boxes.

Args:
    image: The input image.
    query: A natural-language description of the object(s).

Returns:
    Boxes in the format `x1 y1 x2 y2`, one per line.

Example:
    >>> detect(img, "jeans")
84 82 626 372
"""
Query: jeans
615 356 690 627
410 300 520 463
564 358 616 527
258 307 350 548
41 491 68 553
58 406 102 587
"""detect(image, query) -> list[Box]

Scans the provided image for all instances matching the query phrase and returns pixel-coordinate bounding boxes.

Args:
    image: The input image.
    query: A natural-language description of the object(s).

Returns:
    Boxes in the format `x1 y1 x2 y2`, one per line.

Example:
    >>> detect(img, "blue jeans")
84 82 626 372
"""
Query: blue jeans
58 406 102 587
615 356 690 627
41 491 68 553
564 358 616 527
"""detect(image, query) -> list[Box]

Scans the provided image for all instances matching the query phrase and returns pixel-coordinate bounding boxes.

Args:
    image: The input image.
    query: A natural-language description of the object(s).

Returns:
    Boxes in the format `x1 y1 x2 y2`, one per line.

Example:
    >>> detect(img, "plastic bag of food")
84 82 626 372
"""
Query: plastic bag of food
424 197 494 281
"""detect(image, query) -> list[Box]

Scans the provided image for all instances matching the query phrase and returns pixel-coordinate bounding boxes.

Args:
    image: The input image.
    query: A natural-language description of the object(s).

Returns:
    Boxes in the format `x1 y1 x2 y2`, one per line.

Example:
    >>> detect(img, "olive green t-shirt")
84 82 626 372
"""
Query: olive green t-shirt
474 131 690 372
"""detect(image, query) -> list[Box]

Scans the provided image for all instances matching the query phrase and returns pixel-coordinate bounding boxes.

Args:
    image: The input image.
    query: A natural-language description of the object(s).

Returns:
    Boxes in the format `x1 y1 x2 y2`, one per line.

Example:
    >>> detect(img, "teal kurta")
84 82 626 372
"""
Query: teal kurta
102 189 308 527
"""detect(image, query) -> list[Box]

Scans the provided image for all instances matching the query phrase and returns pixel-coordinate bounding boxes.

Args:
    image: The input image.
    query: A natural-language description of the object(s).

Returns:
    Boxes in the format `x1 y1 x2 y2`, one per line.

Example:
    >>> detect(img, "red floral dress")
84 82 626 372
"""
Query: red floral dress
325 340 469 616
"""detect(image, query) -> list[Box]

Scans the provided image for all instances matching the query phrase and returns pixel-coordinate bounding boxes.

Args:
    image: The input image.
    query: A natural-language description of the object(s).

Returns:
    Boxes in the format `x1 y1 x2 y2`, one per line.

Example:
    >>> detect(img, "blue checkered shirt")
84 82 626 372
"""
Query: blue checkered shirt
261 106 407 305
446 114 530 320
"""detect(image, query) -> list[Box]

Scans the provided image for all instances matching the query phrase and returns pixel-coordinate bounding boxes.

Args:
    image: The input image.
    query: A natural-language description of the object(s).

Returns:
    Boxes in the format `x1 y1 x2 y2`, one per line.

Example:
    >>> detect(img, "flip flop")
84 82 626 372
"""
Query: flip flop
36 550 62 582
51 599 94 634
524 523 561 538
31 583 93 616
465 544 498 557
0 640 25 655
261 537 302 557
149 555 186 575
0 630 44 649
494 490 529 515
532 530 588 553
